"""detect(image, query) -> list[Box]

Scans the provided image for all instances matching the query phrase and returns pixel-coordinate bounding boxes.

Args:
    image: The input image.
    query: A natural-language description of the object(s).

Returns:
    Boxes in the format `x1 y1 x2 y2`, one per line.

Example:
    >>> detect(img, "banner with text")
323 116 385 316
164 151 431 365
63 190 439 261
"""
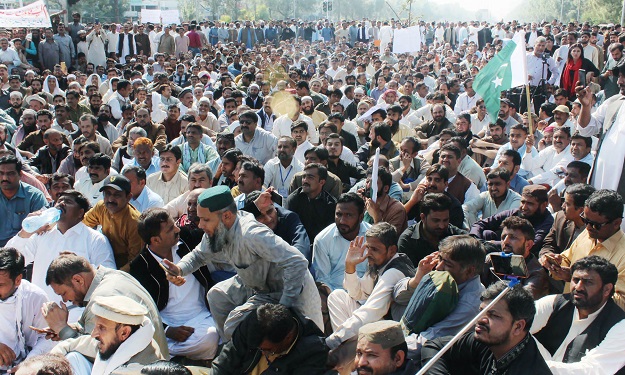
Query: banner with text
0 1 51 28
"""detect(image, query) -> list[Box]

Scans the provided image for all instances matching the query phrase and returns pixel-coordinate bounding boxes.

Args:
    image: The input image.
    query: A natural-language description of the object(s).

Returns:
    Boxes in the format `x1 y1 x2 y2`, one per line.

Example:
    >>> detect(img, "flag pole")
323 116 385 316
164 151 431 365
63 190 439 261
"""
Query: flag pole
525 84 534 135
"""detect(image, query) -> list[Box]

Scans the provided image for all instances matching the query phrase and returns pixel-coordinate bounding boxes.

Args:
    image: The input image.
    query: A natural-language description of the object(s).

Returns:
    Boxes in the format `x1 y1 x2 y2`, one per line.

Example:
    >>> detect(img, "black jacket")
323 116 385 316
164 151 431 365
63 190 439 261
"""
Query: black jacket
285 188 337 243
421 331 551 375
28 144 70 175
129 241 214 313
211 308 329 375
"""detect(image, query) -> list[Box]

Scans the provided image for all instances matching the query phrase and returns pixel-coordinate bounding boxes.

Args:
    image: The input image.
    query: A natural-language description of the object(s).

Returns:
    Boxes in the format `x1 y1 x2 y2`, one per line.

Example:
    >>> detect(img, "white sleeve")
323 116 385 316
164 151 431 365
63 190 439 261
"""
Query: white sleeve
547 319 625 375
463 183 481 203
530 294 557 334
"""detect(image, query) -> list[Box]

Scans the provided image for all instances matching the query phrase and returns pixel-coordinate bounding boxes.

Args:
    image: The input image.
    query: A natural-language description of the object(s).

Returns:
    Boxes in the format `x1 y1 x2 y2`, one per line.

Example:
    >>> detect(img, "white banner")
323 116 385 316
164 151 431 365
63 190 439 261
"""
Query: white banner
160 9 180 25
392 26 421 54
140 9 161 24
0 1 51 28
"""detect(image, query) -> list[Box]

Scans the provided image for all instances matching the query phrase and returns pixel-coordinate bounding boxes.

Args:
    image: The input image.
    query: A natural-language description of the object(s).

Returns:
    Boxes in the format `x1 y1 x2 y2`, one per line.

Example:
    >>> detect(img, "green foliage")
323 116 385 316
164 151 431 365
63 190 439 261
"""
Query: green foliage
508 0 620 23
69 0 130 23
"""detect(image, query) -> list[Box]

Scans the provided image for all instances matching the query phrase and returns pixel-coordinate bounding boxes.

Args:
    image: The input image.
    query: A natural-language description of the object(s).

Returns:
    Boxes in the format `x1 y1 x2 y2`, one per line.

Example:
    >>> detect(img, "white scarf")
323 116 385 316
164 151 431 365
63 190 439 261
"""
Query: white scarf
91 317 155 375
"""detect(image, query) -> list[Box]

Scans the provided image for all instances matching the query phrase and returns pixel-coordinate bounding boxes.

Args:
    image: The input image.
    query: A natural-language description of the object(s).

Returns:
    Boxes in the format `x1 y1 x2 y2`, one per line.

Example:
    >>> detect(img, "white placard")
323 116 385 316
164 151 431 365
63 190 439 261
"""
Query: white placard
140 9 161 24
160 9 180 25
0 1 51 28
392 26 421 53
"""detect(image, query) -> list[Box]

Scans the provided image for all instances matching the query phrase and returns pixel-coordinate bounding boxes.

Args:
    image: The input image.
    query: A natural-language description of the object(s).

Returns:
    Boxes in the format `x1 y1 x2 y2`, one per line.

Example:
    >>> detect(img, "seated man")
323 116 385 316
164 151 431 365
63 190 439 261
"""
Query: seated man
439 144 480 204
165 163 213 220
176 188 205 250
420 282 551 374
398 193 466 266
313 192 370 291
470 185 554 256
234 160 264 209
6 190 115 306
325 133 366 192
450 136 487 190
146 144 188 204
263 136 304 198
494 149 529 195
548 161 591 209
73 153 113 205
325 222 415 350
27 129 70 176
242 189 311 263
122 165 164 213
482 217 549 300
211 303 328 375
42 253 168 357
285 163 337 244
463 168 521 228
126 137 160 177
290 146 343 199
354 321 416 375
531 256 625 374
177 123 219 174
130 209 218 362
394 235 485 351
404 164 464 228
83 175 142 271
0 248 54 369
291 120 314 166
360 166 408 234
355 122 398 170
390 136 431 196
523 127 573 187
51 295 164 375
543 190 625 310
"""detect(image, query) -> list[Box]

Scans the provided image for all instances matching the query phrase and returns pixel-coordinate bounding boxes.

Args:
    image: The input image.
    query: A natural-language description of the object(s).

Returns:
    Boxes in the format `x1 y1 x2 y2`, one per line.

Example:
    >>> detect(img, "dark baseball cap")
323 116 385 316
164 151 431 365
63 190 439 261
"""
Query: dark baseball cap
99 175 131 194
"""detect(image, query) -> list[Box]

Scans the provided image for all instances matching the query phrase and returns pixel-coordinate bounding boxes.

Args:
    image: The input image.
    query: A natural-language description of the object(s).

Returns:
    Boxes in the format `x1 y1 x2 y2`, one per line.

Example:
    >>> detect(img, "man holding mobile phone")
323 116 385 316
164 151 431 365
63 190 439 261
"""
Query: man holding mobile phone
482 216 549 300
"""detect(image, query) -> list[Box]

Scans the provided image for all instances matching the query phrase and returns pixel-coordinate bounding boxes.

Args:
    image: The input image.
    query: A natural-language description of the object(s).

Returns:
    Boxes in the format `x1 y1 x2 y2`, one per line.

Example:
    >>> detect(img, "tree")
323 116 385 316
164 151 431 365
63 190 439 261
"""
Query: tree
69 0 130 23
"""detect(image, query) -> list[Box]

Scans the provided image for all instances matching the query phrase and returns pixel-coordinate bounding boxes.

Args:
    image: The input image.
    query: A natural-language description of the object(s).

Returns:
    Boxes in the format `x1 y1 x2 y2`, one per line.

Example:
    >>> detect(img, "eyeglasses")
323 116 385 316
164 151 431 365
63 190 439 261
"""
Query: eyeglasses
579 212 616 230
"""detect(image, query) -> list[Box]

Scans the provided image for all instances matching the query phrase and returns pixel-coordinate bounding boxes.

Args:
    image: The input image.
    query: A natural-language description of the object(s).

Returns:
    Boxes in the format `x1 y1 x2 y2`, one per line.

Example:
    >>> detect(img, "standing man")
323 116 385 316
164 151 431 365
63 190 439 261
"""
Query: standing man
54 23 75 70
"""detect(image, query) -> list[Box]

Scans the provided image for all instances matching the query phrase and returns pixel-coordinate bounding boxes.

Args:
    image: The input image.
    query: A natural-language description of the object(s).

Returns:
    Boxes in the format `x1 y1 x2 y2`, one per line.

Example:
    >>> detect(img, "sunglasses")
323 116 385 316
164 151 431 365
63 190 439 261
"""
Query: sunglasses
239 119 253 125
579 211 616 230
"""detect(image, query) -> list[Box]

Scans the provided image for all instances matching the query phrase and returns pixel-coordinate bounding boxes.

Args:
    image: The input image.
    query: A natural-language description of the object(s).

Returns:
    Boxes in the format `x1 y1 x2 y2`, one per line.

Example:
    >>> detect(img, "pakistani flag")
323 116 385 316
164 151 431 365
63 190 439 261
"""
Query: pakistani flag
474 33 528 120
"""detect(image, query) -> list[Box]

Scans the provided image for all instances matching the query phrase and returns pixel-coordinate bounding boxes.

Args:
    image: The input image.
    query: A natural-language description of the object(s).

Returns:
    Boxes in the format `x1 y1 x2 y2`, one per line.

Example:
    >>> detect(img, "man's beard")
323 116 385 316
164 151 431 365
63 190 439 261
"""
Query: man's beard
208 220 229 252
371 139 381 149
98 337 123 360
302 107 314 116
10 102 21 108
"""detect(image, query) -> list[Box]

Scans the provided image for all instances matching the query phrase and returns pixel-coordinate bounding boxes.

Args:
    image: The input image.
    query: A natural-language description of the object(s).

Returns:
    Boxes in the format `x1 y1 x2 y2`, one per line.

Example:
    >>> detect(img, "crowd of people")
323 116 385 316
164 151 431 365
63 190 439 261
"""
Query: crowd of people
1 12 625 375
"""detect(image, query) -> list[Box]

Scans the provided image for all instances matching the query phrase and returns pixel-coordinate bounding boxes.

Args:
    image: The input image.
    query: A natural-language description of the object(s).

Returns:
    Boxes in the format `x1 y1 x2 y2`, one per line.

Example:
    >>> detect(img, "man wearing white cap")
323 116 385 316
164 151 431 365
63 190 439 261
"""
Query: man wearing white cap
52 295 164 375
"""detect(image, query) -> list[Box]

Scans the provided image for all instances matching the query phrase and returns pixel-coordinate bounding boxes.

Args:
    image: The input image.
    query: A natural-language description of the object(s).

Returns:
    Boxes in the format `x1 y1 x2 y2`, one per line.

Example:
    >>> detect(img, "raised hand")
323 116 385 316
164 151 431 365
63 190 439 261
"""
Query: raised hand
345 236 368 274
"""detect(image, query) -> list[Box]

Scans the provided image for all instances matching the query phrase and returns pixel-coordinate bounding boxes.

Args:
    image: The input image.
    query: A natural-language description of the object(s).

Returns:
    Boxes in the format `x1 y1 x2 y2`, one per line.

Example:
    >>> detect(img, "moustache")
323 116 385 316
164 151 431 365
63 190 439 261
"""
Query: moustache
105 201 118 207
356 367 373 374
89 173 99 178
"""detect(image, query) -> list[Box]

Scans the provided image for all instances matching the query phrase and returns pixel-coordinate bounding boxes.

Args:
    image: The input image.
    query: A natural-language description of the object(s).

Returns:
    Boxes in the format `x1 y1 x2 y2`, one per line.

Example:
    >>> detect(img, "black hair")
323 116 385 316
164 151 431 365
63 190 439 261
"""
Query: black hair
257 304 297 343
336 192 365 215
564 183 596 209
137 208 171 245
571 255 619 297
0 247 24 280
481 282 536 332
57 190 91 213
585 189 624 221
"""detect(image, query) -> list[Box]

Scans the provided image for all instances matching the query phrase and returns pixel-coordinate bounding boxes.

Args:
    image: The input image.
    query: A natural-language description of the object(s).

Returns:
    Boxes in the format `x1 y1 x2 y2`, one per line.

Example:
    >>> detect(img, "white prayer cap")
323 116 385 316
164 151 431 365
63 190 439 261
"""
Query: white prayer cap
301 95 313 103
354 87 365 95
26 95 46 106
228 120 241 133
91 296 147 325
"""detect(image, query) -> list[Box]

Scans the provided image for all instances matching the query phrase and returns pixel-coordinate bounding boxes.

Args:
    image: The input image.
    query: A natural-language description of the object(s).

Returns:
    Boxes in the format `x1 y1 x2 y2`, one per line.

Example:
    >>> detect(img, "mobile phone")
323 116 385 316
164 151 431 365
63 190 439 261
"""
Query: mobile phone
95 18 100 25
159 260 179 277
578 69 586 87
490 253 529 278
270 190 283 206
